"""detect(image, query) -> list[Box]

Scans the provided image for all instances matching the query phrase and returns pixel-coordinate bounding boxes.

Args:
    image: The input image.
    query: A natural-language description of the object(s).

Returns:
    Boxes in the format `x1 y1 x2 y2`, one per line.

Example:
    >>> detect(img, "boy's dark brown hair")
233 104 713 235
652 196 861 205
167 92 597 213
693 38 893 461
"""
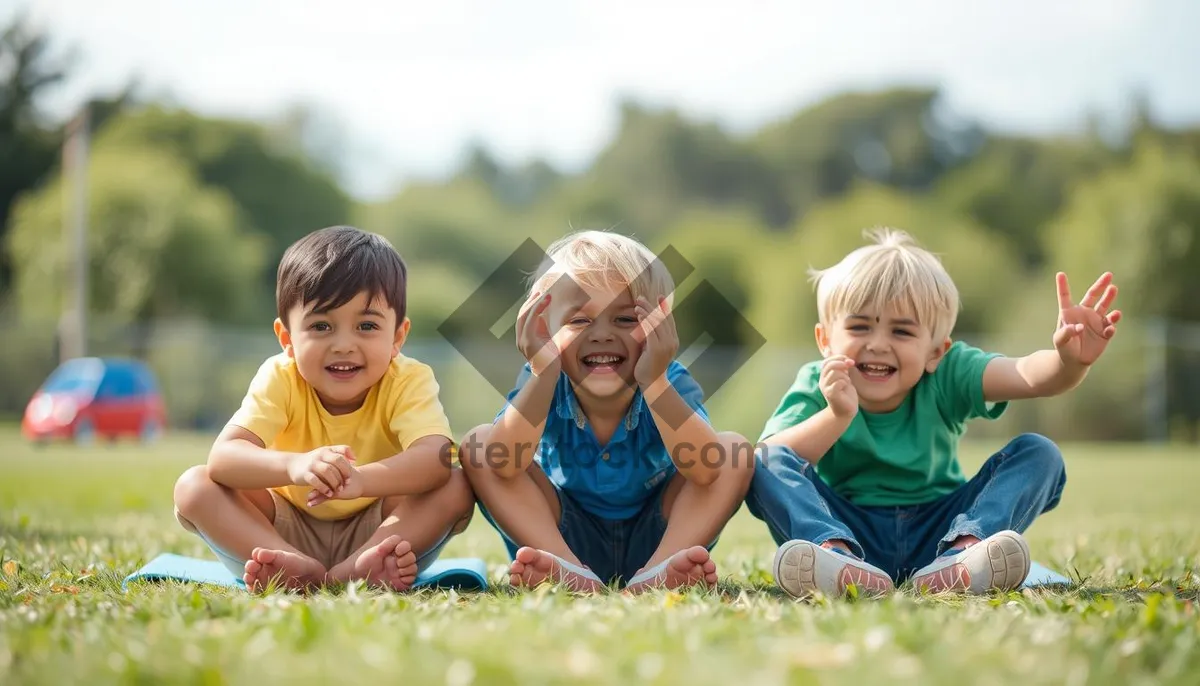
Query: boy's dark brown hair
276 226 407 329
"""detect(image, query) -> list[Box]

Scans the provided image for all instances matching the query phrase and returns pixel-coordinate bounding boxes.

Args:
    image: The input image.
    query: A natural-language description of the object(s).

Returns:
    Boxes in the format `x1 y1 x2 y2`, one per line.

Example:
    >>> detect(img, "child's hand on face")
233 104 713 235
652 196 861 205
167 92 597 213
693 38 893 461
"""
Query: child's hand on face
1052 272 1122 368
516 291 580 378
287 445 356 503
633 296 678 388
820 355 859 419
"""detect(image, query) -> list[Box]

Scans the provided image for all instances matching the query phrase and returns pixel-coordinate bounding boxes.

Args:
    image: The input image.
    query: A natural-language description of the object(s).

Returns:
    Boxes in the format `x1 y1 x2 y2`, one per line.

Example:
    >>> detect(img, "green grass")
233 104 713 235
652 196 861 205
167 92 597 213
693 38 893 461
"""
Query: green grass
1 428 1197 685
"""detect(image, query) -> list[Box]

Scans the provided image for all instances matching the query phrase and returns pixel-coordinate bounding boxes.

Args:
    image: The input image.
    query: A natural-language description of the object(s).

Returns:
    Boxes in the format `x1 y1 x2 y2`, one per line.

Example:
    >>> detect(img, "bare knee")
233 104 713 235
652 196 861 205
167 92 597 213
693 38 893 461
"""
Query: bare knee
456 423 493 476
443 467 477 515
173 464 220 520
715 431 755 492
443 468 477 533
385 467 477 534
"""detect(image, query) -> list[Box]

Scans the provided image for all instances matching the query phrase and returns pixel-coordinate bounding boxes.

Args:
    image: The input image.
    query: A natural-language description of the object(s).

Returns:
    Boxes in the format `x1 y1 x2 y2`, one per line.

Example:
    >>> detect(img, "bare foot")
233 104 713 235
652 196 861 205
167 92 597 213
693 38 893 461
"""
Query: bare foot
243 548 326 592
625 546 718 594
509 547 604 593
352 535 419 591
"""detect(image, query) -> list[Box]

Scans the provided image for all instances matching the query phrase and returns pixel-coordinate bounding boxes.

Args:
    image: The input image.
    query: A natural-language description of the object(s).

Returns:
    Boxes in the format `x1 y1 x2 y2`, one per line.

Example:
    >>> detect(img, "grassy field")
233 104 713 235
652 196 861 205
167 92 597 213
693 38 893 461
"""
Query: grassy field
1 428 1197 685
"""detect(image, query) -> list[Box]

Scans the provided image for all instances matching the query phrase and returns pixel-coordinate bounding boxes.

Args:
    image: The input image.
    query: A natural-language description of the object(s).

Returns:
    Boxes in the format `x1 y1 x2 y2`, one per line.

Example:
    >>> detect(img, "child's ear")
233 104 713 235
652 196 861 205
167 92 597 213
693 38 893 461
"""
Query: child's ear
274 318 294 358
925 338 953 373
814 322 832 357
393 317 411 356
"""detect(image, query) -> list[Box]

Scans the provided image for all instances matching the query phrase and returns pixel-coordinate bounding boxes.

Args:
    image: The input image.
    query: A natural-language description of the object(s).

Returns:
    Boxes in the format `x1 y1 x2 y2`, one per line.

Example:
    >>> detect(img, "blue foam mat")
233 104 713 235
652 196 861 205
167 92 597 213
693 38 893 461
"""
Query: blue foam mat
123 553 490 592
1025 560 1072 587
126 553 1073 593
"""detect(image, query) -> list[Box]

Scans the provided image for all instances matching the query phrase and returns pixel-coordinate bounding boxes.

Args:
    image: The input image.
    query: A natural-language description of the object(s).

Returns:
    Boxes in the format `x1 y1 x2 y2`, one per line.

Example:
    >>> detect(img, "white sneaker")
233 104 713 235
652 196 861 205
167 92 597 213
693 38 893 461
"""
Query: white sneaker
772 539 894 599
910 530 1031 594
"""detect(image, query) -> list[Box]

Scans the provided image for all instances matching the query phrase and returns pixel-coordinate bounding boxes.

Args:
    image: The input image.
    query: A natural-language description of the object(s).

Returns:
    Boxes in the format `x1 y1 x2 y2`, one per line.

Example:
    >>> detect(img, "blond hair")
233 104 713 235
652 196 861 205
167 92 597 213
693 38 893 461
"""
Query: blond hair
529 229 676 308
808 228 960 343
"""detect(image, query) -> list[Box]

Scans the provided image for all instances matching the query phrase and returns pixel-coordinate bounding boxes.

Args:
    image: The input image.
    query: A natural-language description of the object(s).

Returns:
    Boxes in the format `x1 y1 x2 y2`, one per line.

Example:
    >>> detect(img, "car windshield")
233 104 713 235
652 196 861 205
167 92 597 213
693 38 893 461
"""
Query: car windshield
41 359 104 395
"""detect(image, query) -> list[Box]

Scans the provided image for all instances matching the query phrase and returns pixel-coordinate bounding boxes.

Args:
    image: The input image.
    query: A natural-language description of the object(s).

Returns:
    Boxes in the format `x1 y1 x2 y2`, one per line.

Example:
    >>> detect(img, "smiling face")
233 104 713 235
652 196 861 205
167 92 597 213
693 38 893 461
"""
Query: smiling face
543 275 643 405
815 301 951 413
275 290 409 415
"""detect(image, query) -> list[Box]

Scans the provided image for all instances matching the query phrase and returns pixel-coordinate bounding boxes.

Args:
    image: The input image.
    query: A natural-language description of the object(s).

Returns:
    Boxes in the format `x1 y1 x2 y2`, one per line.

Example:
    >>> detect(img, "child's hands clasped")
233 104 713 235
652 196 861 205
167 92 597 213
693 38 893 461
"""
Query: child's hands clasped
287 445 359 506
1052 271 1122 368
633 296 678 387
819 355 859 418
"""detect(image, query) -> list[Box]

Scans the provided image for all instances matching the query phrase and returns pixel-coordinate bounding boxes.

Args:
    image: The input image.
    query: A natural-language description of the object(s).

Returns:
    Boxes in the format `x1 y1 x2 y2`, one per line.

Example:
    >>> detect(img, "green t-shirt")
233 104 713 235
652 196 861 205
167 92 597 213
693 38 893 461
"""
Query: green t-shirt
758 341 1007 506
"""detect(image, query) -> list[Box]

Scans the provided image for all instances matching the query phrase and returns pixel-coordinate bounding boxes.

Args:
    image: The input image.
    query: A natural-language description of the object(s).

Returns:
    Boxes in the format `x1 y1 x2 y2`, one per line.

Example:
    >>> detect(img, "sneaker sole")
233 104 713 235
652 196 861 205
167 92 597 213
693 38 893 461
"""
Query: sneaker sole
980 530 1032 592
772 540 893 599
913 531 1032 594
773 540 822 598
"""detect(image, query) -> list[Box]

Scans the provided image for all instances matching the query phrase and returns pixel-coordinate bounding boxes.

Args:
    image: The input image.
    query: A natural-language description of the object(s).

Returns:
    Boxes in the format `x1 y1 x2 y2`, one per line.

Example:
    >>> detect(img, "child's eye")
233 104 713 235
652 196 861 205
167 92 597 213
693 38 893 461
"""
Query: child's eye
359 322 380 331
309 322 331 332
616 316 638 324
894 329 913 337
847 325 868 332
568 318 590 326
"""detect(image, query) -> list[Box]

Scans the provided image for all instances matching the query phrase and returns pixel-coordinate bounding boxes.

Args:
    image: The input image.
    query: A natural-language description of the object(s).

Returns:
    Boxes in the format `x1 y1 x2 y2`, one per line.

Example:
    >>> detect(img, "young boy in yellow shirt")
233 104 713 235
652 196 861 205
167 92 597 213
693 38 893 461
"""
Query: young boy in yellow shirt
173 226 474 592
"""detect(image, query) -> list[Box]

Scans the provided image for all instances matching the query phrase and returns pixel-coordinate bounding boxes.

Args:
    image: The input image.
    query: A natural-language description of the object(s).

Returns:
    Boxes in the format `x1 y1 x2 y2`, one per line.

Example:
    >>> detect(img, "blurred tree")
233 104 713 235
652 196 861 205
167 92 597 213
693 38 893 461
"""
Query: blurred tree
745 182 1022 348
95 106 352 309
937 135 1112 269
270 101 354 185
6 141 267 355
0 13 71 300
460 141 503 190
752 88 984 223
587 100 789 235
454 141 563 209
1046 140 1200 325
358 177 519 278
656 208 770 350
1045 139 1200 440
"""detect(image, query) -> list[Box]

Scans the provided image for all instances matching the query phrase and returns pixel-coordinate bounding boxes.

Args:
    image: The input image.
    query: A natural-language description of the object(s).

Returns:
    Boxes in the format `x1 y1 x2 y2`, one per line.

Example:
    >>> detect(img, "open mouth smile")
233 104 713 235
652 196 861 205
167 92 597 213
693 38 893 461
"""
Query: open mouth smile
581 353 626 373
326 363 363 379
857 362 896 380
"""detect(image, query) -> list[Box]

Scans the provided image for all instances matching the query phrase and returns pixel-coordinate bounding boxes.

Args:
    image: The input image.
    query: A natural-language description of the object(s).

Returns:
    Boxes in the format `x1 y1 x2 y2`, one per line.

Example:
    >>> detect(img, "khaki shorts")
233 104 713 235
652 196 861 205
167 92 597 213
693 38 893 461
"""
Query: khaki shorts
175 491 386 577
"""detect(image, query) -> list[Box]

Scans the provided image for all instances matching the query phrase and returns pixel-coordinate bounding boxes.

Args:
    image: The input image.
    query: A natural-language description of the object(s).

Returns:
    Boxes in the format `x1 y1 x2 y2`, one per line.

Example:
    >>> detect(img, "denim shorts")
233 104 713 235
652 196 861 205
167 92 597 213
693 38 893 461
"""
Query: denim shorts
479 477 676 585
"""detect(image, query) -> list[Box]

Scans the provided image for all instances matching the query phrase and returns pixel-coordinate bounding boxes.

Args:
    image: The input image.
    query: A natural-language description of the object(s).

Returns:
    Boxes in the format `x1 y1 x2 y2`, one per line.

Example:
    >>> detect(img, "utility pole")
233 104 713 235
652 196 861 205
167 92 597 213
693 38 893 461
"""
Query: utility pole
60 105 89 364
1144 317 1168 443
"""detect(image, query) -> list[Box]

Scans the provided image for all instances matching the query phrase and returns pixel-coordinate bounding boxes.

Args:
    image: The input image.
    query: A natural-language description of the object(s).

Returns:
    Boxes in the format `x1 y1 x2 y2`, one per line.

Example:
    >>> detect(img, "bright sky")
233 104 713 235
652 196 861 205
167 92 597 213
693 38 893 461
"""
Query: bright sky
10 0 1200 199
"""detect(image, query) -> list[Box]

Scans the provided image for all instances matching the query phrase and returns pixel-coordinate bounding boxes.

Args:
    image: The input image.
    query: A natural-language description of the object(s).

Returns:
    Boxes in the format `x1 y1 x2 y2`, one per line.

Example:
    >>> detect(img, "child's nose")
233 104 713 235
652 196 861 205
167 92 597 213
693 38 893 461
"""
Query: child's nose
332 333 357 353
588 321 615 341
864 332 889 352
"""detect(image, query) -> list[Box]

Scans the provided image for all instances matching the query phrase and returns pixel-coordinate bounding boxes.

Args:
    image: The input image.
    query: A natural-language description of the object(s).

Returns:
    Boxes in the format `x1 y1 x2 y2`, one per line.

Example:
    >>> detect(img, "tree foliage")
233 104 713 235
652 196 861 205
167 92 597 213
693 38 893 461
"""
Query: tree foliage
6 142 265 330
2 14 1199 438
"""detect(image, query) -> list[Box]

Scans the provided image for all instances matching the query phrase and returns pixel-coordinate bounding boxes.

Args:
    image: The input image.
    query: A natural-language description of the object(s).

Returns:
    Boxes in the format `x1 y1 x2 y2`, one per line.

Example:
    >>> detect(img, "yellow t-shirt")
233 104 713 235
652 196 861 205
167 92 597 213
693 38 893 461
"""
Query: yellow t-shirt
229 352 455 520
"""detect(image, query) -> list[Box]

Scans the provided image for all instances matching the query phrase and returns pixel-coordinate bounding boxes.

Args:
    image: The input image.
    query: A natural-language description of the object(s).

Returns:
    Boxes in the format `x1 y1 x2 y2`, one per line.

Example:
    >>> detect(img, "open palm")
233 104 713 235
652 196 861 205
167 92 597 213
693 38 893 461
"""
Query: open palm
1053 272 1122 367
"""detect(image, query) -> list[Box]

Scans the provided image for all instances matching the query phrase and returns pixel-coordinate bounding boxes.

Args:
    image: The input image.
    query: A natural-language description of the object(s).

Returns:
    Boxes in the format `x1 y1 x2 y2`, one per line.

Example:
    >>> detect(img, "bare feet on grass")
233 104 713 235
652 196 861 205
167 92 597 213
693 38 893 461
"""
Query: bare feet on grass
352 535 419 591
509 547 605 593
243 548 327 592
624 546 718 594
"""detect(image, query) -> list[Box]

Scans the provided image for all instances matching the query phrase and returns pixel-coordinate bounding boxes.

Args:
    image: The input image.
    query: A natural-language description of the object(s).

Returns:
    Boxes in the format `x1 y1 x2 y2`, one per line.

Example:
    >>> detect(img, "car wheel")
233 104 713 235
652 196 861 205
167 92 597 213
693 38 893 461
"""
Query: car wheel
73 418 96 447
140 417 163 444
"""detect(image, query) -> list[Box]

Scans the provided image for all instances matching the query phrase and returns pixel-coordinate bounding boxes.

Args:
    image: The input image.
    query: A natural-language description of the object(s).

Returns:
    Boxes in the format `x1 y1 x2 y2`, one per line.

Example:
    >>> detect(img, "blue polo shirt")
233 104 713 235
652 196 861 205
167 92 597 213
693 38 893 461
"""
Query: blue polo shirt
494 360 711 520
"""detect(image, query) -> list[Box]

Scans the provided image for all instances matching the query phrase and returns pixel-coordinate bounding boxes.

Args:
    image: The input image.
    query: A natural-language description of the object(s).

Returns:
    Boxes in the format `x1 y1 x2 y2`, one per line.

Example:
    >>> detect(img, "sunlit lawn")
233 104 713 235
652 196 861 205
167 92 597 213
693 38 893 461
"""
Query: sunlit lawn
1 427 1197 685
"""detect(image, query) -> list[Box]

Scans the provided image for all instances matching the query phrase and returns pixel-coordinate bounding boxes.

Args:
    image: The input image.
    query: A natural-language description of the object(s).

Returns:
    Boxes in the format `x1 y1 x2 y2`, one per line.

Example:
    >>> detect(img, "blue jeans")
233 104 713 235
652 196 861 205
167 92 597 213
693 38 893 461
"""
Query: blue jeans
745 433 1067 583
479 477 674 585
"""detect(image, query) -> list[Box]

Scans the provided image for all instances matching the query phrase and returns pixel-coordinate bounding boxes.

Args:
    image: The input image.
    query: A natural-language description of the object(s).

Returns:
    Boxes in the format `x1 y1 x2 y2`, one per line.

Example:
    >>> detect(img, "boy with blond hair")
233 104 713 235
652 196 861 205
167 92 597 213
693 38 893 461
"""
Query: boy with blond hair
459 229 755 593
747 228 1122 597
173 225 474 592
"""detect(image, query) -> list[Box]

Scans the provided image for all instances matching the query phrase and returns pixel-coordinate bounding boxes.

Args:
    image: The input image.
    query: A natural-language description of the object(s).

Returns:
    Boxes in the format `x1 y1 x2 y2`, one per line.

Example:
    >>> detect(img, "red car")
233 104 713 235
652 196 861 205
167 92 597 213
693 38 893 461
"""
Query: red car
22 357 167 445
